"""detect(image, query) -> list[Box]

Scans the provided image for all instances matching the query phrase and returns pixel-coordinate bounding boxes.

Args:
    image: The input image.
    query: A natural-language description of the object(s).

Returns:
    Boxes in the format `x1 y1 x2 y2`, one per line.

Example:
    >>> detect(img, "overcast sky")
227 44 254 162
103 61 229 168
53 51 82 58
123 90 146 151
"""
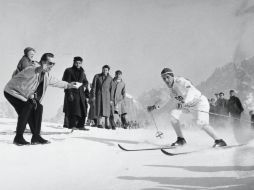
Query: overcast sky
1 0 254 119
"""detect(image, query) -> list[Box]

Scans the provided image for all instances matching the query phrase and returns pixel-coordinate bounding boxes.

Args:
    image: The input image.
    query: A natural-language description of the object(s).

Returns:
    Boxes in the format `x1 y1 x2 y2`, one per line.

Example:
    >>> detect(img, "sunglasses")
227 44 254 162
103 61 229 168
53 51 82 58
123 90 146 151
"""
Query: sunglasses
47 61 55 66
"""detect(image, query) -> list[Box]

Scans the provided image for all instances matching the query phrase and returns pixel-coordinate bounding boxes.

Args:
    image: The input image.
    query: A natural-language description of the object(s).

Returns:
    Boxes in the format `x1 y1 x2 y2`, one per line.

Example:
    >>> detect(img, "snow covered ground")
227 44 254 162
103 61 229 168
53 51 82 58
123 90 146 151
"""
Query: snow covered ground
0 118 254 190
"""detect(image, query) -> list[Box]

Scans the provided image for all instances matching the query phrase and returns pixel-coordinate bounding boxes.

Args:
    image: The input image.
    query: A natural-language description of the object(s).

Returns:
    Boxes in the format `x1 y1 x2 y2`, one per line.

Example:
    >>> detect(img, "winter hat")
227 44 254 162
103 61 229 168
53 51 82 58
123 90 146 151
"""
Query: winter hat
73 56 83 62
115 70 122 75
161 68 173 76
24 47 35 56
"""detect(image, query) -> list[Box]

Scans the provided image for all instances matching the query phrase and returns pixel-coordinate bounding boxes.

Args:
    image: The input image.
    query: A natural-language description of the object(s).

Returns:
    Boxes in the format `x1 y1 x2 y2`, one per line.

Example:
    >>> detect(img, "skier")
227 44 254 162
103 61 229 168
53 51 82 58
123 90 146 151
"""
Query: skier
147 68 227 147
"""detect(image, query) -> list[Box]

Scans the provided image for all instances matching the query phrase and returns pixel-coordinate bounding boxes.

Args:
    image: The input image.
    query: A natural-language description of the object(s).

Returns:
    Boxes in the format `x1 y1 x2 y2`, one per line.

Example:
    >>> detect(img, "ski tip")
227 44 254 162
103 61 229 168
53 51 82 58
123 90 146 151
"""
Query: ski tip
118 144 128 151
161 149 175 156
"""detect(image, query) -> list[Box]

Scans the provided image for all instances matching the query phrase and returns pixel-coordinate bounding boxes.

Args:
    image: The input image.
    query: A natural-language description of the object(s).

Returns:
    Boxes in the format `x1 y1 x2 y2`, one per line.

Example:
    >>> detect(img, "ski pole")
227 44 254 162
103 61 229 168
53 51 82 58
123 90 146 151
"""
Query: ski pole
184 107 254 124
150 112 164 138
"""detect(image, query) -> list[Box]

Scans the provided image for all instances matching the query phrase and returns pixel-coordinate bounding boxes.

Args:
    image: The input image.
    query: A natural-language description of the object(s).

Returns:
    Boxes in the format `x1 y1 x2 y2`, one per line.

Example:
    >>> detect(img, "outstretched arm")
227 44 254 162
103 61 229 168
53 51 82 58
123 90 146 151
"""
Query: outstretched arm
48 73 78 89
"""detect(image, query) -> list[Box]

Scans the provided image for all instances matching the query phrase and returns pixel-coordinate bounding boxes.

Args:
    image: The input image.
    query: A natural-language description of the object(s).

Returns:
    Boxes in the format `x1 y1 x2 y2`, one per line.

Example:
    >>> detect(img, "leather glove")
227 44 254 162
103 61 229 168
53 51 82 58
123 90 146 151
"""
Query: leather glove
147 105 156 112
177 103 183 109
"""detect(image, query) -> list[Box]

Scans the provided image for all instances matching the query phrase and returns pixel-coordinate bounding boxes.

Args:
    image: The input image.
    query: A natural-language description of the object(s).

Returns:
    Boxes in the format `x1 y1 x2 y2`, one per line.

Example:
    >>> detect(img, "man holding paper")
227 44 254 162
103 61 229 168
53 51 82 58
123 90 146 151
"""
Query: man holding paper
62 56 90 131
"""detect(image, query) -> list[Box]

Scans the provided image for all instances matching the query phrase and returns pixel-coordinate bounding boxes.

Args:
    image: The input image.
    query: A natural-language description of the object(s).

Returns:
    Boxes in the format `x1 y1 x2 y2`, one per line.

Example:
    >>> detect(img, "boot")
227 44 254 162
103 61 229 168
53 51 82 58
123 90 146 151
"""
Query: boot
105 125 111 129
13 135 30 146
97 125 103 128
78 127 89 131
31 135 50 145
171 137 186 147
213 139 227 147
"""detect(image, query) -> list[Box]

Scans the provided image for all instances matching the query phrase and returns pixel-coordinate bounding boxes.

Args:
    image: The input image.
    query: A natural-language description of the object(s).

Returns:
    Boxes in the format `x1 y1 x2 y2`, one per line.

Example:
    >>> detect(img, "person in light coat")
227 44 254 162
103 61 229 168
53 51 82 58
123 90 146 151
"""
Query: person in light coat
90 65 113 129
110 70 128 129
4 53 78 145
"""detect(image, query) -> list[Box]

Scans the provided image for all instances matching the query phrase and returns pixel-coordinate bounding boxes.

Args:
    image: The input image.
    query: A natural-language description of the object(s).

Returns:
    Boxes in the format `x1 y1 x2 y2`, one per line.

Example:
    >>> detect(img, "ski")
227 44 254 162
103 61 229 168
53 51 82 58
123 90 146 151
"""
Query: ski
118 144 176 151
161 144 246 156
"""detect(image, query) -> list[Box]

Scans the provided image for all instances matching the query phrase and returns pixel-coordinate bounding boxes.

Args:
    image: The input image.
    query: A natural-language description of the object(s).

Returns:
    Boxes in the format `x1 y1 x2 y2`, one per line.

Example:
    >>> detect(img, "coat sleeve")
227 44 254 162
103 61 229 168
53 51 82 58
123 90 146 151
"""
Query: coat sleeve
12 57 31 77
62 69 71 82
82 72 89 87
154 91 171 109
48 74 68 89
82 73 89 98
90 75 97 99
236 97 244 112
177 78 193 103
122 83 126 99
110 80 114 101
17 57 31 71
62 69 71 93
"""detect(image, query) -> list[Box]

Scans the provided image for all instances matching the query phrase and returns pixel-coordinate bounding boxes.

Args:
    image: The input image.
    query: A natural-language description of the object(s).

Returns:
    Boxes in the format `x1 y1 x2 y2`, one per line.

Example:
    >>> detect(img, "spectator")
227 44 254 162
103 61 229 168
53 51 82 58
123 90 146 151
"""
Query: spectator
214 93 219 103
62 56 89 130
12 47 38 77
216 92 229 126
110 70 128 129
90 65 113 129
228 90 244 128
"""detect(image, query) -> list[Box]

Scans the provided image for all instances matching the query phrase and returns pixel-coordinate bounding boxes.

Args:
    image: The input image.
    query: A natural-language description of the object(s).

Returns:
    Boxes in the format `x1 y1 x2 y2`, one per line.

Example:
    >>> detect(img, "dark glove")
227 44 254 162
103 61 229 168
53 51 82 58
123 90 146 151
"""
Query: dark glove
177 103 182 109
147 105 156 112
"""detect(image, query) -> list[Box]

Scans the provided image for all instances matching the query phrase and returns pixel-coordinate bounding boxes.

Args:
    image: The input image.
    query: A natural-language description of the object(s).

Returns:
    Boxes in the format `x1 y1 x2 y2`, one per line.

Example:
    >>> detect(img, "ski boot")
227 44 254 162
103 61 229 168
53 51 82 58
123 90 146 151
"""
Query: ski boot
31 135 50 145
13 135 30 146
213 139 227 147
171 137 186 147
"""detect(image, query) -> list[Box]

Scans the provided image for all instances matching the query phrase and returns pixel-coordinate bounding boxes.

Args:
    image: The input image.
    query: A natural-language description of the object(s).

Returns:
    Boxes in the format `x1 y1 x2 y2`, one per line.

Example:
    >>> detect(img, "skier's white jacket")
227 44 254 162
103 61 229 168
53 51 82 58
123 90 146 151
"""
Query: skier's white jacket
156 77 202 109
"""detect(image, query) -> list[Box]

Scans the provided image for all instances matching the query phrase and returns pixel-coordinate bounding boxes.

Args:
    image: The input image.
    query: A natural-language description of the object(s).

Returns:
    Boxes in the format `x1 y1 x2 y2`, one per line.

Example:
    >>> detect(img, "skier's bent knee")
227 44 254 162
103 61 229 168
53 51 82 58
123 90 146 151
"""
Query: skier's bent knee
196 120 207 129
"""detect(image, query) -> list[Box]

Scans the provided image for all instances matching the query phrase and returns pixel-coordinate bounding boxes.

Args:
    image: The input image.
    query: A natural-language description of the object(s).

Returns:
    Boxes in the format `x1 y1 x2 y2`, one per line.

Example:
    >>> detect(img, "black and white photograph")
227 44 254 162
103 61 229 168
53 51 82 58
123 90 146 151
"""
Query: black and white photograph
0 0 254 189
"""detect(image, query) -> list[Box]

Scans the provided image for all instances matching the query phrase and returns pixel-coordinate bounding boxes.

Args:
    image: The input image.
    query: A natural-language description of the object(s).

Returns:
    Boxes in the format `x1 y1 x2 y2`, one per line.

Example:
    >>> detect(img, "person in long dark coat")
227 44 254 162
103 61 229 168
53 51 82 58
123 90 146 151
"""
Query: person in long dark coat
110 70 128 129
62 56 89 130
228 90 244 128
215 92 229 127
90 65 113 129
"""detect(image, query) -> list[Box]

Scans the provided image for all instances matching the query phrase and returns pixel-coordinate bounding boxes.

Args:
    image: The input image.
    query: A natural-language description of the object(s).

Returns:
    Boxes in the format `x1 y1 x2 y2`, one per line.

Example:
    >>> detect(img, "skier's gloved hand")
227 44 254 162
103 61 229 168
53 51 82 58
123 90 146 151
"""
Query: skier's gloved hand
147 105 156 112
177 103 183 109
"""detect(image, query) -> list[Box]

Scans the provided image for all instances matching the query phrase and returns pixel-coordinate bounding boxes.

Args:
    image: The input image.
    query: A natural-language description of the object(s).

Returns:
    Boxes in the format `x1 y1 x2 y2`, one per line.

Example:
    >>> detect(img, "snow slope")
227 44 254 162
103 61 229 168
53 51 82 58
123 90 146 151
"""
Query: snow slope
0 118 254 190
